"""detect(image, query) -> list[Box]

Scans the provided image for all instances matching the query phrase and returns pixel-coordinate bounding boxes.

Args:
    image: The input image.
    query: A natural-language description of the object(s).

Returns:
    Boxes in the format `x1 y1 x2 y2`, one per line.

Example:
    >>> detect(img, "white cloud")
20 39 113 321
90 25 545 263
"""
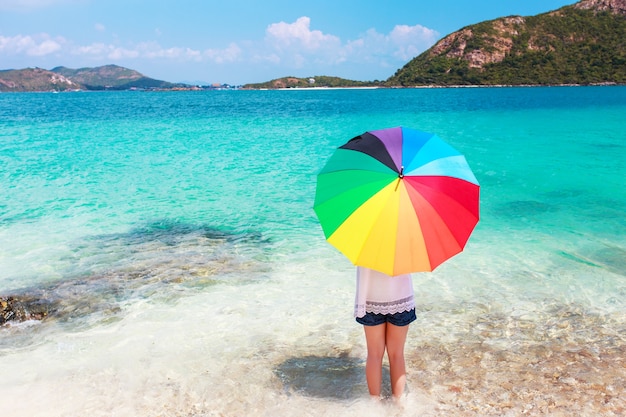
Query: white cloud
73 43 143 60
260 16 344 68
251 51 281 65
389 24 439 61
107 47 139 60
0 34 64 56
266 16 340 51
255 17 437 71
0 17 438 81
129 42 193 60
73 42 108 56
204 43 241 64
29 38 62 55
70 40 240 64
343 24 439 65
152 47 200 60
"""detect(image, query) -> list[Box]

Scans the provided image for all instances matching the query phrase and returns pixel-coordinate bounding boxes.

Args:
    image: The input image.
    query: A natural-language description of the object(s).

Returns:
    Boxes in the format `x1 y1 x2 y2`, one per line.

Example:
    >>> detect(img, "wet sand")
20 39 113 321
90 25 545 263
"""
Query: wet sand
274 302 625 416
1 287 624 416
404 343 624 416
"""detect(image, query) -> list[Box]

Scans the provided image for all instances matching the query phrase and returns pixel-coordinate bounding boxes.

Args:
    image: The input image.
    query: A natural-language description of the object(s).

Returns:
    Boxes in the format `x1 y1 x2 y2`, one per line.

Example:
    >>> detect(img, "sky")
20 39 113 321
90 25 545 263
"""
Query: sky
0 0 577 85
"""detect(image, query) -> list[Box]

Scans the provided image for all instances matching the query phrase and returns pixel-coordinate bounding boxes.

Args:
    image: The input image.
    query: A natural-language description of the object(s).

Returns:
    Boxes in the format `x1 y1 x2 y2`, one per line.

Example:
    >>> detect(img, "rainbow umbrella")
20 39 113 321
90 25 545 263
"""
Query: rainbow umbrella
314 126 480 276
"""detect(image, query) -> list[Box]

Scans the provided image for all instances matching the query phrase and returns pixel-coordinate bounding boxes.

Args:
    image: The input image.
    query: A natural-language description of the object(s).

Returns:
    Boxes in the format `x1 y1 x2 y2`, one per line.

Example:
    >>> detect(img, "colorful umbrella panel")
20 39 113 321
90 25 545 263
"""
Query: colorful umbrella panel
314 126 480 276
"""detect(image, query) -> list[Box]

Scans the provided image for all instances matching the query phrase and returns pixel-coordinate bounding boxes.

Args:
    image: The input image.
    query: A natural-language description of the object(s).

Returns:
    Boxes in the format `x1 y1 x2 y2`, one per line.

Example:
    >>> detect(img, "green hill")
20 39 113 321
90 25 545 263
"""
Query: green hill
242 76 382 89
0 65 182 92
0 68 78 92
387 0 626 86
51 65 180 90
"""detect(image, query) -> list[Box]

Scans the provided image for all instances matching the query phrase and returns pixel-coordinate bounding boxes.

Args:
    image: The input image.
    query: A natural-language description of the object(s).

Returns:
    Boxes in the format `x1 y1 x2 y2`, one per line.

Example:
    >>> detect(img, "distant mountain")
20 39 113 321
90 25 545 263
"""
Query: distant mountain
0 68 78 92
387 0 626 86
242 76 383 89
0 65 183 92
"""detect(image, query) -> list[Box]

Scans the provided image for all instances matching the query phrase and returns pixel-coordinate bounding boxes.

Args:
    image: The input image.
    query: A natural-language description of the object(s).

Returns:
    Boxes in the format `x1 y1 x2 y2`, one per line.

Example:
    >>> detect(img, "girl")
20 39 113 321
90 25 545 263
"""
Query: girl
354 266 416 400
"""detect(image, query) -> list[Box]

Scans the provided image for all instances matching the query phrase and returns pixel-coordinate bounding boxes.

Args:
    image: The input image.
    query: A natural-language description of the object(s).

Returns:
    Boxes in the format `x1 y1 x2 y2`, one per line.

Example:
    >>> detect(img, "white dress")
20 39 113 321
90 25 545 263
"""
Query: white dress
354 266 415 318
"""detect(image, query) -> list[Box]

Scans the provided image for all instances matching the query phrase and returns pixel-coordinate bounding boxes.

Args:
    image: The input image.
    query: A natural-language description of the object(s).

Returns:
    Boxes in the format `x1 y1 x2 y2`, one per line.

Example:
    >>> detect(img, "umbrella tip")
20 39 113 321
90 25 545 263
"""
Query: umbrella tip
399 166 404 178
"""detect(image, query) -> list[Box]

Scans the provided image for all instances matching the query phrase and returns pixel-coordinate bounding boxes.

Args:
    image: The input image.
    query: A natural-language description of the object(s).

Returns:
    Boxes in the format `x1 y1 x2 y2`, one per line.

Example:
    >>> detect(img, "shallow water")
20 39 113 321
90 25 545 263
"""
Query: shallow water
1 87 625 416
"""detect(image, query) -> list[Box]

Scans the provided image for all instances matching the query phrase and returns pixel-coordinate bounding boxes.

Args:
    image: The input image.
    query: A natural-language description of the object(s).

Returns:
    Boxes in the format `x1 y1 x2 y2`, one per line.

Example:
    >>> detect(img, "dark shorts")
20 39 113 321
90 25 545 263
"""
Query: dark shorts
356 309 416 327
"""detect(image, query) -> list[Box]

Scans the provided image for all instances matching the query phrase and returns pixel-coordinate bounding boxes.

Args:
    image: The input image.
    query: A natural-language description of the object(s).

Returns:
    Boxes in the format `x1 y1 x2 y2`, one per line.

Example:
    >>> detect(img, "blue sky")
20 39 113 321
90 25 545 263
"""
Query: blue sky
1 0 576 85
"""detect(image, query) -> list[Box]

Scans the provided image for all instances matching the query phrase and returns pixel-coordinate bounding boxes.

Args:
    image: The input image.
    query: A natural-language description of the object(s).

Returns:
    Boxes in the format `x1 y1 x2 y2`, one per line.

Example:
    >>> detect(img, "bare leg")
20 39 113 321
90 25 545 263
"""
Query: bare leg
385 323 409 398
363 323 386 397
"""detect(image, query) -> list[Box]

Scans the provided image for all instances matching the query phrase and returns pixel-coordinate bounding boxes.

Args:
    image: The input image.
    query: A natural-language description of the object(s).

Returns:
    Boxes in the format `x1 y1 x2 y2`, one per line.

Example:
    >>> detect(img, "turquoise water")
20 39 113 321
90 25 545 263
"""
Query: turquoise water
1 87 625 416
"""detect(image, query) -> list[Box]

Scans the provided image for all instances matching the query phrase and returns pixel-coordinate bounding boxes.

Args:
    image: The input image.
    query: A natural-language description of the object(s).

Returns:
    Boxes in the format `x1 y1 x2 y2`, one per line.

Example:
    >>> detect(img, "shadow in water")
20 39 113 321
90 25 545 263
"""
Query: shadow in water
559 244 626 276
274 355 391 400
494 200 560 218
95 219 268 248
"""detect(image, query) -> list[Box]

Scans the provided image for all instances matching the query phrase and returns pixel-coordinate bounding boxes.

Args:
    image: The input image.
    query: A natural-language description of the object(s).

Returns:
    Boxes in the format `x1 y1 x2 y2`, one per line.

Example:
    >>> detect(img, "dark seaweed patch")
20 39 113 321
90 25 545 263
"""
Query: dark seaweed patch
496 200 560 217
1 220 270 327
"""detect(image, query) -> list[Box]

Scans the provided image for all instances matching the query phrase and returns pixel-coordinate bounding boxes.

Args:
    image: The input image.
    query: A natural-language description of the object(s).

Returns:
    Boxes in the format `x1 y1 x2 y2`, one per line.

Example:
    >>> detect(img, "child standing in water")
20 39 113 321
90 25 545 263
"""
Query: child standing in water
354 266 416 400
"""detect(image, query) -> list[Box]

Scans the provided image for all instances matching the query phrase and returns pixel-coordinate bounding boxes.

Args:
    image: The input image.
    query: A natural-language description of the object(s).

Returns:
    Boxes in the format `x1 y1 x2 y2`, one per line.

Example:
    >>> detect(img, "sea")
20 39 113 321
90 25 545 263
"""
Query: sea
0 87 624 416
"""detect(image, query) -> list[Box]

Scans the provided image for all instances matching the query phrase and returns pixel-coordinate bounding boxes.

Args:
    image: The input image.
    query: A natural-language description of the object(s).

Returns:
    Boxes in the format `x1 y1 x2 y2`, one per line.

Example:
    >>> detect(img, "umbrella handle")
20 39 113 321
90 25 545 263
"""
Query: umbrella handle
394 166 404 192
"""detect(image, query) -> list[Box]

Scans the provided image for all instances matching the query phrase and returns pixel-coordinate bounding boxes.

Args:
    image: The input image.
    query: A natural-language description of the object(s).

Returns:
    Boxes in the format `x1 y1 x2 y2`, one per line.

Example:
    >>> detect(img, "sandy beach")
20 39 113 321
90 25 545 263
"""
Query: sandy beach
1 259 623 417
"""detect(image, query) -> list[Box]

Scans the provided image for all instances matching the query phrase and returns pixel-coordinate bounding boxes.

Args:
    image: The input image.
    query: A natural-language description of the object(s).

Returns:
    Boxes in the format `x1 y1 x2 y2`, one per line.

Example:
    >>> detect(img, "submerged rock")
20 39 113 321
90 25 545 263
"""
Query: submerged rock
0 295 56 325
1 220 270 327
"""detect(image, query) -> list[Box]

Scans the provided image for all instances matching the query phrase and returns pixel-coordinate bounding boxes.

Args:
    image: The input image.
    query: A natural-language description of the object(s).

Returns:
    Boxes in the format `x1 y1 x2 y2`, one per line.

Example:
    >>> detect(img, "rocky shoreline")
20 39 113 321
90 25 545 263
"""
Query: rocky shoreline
0 295 54 325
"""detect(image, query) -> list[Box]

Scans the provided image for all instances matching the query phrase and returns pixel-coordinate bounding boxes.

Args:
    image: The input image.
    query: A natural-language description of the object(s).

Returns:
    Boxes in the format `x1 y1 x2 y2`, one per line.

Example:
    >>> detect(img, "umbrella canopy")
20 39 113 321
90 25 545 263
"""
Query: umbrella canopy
314 126 480 276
